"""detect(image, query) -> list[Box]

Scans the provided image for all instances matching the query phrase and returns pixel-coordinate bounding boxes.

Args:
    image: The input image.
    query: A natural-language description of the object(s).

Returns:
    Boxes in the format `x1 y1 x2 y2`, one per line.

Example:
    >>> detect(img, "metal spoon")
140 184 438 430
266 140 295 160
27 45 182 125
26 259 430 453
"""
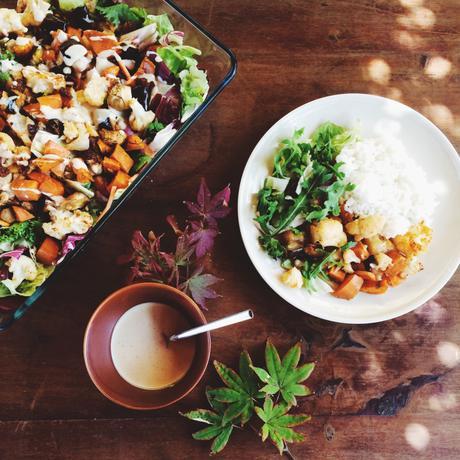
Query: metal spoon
169 309 254 342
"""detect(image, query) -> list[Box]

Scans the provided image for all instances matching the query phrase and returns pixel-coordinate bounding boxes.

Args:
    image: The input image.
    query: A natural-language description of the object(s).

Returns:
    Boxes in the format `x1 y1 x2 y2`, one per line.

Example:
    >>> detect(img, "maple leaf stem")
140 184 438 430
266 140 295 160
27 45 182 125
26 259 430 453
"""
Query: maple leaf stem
283 444 296 460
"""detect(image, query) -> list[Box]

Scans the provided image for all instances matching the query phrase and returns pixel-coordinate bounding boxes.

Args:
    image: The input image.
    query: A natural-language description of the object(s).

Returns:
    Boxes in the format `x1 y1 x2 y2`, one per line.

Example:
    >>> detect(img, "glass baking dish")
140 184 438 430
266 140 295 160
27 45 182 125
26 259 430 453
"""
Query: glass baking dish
0 0 236 330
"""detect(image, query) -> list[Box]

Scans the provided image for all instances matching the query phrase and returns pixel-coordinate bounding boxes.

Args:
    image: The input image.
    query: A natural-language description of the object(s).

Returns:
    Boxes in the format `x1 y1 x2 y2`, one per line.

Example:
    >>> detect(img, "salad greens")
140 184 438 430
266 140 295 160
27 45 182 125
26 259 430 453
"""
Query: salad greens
255 122 355 289
96 2 148 27
0 221 42 250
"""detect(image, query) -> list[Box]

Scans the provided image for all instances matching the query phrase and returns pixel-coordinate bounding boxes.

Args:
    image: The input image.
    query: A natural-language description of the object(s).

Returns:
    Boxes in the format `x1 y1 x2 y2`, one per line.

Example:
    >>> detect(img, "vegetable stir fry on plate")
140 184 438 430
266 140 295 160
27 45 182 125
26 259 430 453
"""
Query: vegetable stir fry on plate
255 122 433 300
0 0 209 298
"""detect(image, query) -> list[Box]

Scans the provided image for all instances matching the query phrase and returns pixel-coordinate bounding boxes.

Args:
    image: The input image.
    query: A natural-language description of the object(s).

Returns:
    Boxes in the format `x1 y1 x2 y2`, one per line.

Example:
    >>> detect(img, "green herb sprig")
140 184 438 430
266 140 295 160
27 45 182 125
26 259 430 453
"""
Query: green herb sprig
182 340 315 455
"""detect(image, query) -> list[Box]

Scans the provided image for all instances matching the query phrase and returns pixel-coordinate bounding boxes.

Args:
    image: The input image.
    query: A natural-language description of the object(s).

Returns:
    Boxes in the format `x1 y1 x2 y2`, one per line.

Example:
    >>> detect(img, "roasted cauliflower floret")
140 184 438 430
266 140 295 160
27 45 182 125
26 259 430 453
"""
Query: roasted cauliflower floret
64 123 90 151
129 99 155 132
22 66 66 94
310 218 347 247
8 255 37 282
0 8 27 36
100 128 127 145
84 70 109 107
43 208 93 240
364 234 394 256
21 0 50 27
345 215 386 241
60 192 89 211
280 267 303 289
392 222 432 257
107 83 132 111
9 36 36 57
373 253 392 272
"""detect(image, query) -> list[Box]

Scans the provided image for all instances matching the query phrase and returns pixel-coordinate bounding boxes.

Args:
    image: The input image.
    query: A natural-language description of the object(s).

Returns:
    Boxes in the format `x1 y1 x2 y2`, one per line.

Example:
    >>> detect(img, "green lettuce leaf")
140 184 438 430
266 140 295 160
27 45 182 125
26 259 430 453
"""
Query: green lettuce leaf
157 45 201 75
179 64 209 116
144 13 174 36
16 264 54 296
96 3 147 27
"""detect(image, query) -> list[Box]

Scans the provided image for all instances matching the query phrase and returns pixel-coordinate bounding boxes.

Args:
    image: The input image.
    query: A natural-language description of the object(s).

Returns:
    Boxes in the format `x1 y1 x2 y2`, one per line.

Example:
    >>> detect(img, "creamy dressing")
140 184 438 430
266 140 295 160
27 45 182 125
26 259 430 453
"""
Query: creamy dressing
110 302 196 390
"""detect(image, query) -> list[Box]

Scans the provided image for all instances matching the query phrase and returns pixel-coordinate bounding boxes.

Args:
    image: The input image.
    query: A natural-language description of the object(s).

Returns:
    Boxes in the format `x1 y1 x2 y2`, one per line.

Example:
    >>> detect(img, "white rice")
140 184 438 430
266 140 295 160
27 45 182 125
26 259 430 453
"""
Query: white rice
336 136 435 237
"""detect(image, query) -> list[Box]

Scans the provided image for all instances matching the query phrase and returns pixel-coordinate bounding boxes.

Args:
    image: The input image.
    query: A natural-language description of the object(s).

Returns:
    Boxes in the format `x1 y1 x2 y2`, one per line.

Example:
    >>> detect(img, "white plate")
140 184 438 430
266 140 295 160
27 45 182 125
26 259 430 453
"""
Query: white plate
238 94 460 324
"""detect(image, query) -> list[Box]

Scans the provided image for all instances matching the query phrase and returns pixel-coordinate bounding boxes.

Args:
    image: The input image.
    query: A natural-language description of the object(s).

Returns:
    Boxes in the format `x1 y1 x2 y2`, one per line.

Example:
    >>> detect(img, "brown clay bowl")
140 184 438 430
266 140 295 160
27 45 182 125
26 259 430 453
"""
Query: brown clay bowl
83 283 211 410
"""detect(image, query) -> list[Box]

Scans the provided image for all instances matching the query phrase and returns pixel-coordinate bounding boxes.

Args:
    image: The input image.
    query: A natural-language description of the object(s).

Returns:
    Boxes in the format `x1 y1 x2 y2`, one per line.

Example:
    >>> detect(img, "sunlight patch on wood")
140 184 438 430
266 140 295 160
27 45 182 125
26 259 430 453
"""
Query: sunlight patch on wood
394 30 423 49
399 0 425 7
367 59 391 85
422 104 460 137
424 56 452 80
398 6 436 29
405 423 431 451
437 341 460 368
428 393 457 412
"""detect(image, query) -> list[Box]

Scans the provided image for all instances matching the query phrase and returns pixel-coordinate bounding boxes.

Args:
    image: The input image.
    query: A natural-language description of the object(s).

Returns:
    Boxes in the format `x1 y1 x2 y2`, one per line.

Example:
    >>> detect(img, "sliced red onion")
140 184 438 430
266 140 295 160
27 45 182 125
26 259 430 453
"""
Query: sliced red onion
159 31 185 47
0 248 25 260
124 126 135 136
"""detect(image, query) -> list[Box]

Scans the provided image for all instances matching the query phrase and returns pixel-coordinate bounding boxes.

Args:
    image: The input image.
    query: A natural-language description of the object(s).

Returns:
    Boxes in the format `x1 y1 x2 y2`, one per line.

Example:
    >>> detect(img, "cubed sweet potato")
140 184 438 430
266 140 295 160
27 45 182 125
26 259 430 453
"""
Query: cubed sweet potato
109 170 130 190
28 171 49 184
43 140 71 157
39 177 65 196
111 145 133 173
102 157 121 173
83 30 118 54
11 179 41 201
12 206 34 222
36 237 60 266
37 94 63 109
332 274 363 300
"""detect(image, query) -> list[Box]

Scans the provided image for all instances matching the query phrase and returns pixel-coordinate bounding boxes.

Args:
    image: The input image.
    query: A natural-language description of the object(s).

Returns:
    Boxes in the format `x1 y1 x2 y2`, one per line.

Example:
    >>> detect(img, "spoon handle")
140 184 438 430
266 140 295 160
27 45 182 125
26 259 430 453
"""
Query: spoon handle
169 309 254 342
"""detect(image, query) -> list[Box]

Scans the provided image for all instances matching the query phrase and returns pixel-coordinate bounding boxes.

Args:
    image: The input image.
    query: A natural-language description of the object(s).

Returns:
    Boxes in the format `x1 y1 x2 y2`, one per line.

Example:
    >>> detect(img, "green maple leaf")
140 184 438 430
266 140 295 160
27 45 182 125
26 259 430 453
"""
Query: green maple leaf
207 351 263 425
251 339 315 405
255 397 311 454
180 388 233 455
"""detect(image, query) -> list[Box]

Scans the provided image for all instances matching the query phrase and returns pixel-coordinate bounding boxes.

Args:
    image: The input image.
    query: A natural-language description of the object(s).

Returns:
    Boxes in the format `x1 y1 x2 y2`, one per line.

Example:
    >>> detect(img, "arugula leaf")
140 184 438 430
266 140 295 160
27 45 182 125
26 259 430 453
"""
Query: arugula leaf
208 351 263 425
144 13 174 36
258 234 285 259
96 3 147 27
255 398 311 454
251 340 315 406
157 45 201 75
310 121 351 163
181 388 234 455
273 128 311 179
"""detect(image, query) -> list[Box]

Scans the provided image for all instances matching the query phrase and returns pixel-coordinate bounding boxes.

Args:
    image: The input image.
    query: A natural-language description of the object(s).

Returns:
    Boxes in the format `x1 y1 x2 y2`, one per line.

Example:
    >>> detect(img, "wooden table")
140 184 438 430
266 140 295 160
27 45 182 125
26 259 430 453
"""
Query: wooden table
0 0 459 458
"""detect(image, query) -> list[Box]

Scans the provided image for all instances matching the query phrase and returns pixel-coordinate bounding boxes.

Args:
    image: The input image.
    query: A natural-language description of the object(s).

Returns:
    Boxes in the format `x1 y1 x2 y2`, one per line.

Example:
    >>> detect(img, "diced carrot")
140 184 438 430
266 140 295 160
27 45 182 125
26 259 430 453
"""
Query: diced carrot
12 206 34 222
111 144 133 173
102 157 121 173
97 139 112 155
39 177 65 196
101 65 120 77
327 266 346 283
332 274 363 300
28 171 49 184
361 279 389 294
36 237 60 266
43 140 71 157
352 241 369 261
37 94 63 109
11 179 41 201
75 168 93 183
83 30 118 54
109 170 130 190
124 134 146 152
355 270 377 282
67 26 82 40
33 157 63 173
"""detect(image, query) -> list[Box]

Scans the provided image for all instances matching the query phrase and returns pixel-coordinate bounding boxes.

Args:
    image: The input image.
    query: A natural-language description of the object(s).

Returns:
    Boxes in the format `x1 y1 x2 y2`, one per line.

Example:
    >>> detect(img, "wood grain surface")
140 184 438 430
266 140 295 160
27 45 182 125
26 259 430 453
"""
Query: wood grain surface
0 0 459 459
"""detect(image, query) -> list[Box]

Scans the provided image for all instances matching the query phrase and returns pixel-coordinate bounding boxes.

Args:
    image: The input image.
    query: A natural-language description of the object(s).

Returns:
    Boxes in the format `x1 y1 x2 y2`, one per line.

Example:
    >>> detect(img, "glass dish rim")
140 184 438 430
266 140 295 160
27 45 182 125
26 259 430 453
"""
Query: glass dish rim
0 0 237 331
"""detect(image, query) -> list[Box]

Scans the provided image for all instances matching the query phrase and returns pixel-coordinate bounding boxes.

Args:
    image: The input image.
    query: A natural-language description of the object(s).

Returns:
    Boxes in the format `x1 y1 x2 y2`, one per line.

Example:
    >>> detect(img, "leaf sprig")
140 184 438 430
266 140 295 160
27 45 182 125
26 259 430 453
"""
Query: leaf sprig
119 178 231 309
182 340 315 455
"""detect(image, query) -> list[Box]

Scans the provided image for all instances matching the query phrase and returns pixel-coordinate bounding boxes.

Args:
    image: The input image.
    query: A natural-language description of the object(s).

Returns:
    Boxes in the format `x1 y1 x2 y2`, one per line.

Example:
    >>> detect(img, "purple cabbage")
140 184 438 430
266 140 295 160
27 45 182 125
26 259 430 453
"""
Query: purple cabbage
58 234 85 263
0 248 25 260
154 86 181 125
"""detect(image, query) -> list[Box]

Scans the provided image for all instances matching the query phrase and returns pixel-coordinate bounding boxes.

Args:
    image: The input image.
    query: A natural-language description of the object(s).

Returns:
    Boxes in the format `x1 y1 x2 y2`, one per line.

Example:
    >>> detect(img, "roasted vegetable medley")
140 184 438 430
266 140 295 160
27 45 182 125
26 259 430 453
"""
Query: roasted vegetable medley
255 123 432 300
0 0 209 298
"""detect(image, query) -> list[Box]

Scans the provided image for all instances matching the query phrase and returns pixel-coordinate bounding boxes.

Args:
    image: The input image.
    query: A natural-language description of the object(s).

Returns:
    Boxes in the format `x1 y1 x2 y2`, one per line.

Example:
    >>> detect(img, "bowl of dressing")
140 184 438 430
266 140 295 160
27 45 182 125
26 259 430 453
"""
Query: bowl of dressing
83 283 211 410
